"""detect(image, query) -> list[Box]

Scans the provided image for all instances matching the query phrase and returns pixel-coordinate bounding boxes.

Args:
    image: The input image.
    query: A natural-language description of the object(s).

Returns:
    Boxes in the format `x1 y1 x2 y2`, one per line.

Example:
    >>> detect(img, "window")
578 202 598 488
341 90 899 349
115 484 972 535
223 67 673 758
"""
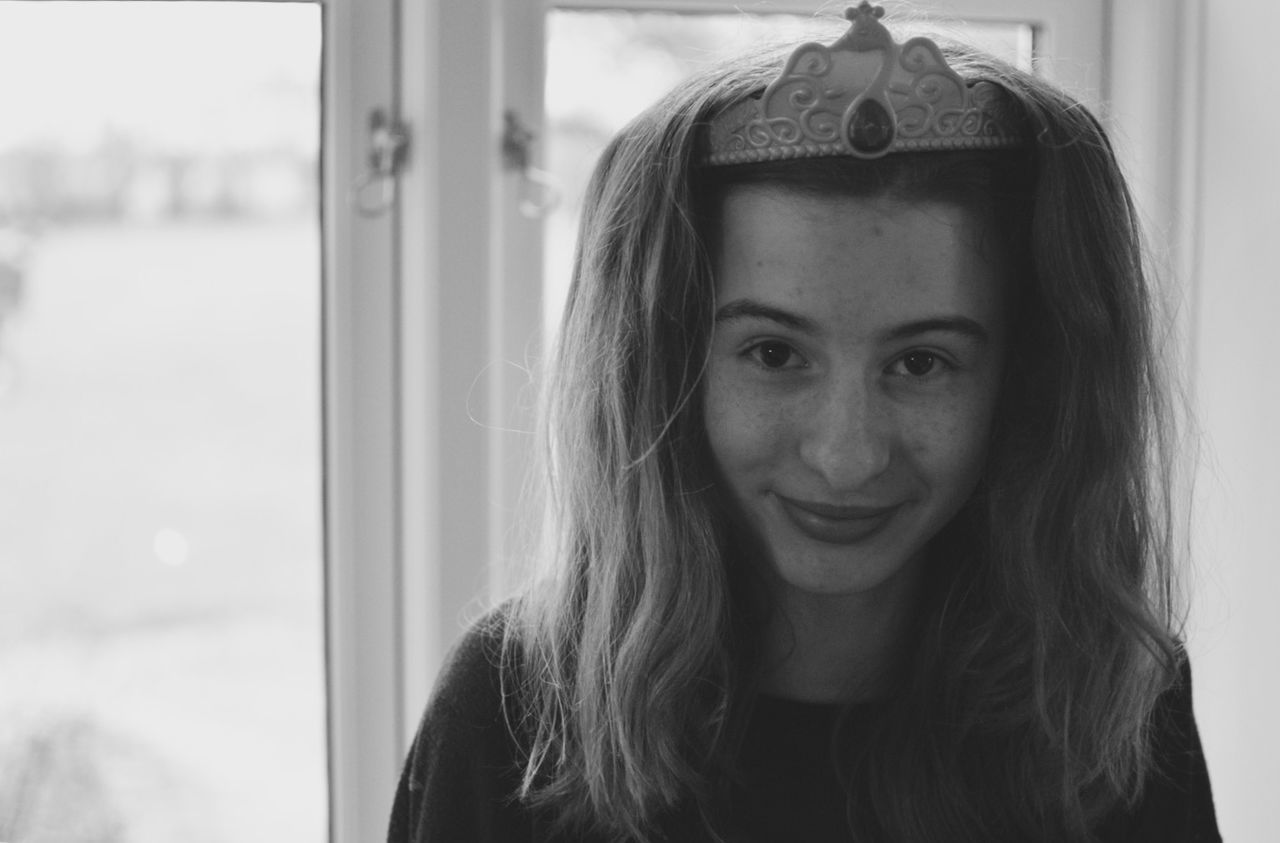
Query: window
0 1 415 840
0 2 325 838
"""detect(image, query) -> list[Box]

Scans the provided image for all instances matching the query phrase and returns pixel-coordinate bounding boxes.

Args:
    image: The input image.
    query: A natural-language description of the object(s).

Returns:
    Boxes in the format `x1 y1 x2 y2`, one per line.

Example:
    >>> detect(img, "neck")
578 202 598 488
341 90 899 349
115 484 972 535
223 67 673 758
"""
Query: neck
759 563 924 704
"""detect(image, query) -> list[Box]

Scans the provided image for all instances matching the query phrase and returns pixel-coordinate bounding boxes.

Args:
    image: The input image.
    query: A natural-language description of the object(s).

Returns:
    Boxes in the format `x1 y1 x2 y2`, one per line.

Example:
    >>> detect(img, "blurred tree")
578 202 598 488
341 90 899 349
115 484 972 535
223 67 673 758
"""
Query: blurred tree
0 715 127 842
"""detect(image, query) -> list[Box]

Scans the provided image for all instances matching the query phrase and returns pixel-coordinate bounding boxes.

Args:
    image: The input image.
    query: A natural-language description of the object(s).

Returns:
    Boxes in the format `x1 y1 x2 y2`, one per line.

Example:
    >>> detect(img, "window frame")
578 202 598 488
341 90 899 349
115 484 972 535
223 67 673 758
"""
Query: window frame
322 0 404 839
324 0 506 840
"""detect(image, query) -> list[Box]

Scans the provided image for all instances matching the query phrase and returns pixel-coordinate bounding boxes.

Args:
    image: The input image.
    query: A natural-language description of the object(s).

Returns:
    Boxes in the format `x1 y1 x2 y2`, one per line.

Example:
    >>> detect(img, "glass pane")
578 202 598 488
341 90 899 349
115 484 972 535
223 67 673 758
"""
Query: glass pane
0 3 326 841
543 9 1034 333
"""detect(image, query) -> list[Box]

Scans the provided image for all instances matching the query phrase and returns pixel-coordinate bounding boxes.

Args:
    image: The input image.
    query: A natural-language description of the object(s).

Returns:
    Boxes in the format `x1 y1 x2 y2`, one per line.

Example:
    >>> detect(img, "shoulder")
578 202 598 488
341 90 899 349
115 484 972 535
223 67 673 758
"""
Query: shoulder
422 607 513 730
388 604 536 843
1096 650 1222 843
1151 652 1201 756
408 604 523 769
1148 652 1216 804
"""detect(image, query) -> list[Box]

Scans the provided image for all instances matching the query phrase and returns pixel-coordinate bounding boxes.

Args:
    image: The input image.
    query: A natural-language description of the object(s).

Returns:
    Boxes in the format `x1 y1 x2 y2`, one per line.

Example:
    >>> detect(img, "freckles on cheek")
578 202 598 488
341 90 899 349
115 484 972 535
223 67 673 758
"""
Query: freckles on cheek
704 380 779 470
701 379 735 463
904 398 994 466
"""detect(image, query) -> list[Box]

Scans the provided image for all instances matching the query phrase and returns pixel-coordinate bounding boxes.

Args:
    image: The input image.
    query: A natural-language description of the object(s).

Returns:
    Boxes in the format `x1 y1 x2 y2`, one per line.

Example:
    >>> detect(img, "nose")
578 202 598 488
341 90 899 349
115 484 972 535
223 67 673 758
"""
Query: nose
797 374 893 491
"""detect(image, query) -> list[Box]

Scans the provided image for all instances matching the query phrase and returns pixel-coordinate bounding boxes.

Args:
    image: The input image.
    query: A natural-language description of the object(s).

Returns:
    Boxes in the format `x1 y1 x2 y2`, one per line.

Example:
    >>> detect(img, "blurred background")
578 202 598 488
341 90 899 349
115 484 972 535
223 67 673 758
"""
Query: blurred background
1 0 1275 841
0 3 324 841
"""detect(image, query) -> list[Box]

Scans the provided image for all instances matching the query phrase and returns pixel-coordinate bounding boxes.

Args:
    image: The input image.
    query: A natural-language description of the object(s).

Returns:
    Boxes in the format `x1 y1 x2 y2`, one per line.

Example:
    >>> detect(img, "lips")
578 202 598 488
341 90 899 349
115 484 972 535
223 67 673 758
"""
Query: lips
775 495 899 545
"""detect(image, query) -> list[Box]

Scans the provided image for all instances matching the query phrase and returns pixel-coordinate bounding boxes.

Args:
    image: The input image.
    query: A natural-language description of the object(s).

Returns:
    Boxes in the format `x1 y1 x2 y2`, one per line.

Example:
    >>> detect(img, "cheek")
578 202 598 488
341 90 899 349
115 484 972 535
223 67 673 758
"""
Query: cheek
903 390 998 490
702 372 784 480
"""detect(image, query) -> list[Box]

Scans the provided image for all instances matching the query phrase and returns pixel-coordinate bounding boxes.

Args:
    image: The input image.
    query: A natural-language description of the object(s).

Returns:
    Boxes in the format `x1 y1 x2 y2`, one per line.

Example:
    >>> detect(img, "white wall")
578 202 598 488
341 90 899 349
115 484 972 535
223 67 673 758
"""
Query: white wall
1189 1 1280 839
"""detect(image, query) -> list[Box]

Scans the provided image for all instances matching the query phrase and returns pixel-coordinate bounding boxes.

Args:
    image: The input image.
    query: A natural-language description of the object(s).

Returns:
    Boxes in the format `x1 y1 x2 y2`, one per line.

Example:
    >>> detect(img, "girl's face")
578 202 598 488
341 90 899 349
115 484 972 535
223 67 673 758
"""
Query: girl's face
703 187 1006 604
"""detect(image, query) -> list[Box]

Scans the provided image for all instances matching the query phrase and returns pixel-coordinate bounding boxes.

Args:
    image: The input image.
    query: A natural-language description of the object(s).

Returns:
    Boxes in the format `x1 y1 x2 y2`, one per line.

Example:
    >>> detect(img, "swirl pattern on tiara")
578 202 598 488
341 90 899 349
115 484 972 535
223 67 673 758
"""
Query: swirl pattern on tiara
704 2 1026 165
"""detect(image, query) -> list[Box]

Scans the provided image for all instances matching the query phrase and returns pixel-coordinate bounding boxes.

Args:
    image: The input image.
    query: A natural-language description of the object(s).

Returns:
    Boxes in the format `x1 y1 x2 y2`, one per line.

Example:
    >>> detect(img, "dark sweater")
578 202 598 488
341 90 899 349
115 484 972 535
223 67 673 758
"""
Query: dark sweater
388 613 1220 842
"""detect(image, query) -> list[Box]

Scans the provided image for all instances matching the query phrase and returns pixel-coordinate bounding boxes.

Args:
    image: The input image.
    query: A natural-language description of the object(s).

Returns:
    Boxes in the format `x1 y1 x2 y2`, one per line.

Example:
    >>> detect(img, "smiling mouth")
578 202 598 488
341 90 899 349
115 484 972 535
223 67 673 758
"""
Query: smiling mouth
775 495 900 545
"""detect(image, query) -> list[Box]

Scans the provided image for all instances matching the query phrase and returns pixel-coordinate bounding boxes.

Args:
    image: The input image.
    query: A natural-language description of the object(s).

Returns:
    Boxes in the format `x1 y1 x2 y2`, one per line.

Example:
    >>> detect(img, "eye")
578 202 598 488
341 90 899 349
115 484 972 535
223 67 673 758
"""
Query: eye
745 340 806 370
889 350 949 378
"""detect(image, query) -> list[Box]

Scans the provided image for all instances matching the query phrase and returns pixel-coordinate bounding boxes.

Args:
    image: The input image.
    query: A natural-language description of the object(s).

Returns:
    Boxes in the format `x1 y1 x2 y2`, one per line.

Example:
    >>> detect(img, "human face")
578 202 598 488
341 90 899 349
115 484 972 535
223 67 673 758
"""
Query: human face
703 187 1006 604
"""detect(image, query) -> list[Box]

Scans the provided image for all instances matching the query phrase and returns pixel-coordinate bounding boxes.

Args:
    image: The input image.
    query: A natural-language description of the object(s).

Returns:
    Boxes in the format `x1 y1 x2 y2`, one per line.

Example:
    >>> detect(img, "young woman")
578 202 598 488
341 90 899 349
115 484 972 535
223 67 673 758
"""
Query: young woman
389 5 1219 841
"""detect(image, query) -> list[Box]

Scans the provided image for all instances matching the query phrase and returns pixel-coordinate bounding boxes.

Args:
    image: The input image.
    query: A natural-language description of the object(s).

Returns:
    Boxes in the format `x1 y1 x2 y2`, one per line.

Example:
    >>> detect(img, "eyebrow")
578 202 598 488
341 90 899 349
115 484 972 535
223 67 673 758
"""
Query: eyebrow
881 317 990 346
714 299 990 345
713 299 817 332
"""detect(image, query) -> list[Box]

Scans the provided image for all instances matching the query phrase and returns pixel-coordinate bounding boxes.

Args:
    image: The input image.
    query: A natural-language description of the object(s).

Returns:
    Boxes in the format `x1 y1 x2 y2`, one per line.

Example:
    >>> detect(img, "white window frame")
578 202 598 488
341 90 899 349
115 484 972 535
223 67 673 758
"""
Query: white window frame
322 0 400 839
325 0 508 840
326 1 1204 841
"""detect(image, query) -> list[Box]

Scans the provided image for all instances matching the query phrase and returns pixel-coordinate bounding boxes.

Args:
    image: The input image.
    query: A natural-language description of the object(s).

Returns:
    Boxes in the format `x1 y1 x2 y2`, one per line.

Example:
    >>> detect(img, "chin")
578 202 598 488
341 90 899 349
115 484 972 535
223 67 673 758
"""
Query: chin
771 546 923 600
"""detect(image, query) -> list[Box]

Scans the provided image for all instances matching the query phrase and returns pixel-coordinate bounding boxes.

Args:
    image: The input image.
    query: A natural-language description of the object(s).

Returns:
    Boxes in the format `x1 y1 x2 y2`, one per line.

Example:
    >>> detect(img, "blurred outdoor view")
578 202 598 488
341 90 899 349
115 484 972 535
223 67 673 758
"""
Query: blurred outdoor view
0 3 325 841
542 8 1032 332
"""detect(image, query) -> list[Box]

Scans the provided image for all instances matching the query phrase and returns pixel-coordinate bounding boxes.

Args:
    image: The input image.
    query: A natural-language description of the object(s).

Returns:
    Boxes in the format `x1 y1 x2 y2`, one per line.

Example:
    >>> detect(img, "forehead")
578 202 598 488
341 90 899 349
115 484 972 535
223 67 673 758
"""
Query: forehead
713 186 1007 328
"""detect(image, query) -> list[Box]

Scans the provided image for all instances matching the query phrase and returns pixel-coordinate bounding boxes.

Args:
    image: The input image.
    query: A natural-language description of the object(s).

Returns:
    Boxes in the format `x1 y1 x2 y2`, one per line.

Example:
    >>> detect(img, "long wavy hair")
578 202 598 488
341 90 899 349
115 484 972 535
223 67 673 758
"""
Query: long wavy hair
502 36 1183 843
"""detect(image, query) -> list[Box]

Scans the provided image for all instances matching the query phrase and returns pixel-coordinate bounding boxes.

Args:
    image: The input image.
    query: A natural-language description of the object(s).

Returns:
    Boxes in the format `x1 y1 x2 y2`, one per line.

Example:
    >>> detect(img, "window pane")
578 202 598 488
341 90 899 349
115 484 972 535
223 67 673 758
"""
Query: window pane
0 3 325 841
543 9 1033 332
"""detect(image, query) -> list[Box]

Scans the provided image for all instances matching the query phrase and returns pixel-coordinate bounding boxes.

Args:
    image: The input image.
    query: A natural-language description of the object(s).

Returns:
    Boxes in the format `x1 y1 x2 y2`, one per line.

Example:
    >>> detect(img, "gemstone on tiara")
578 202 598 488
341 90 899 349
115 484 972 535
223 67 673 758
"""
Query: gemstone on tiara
703 2 1026 165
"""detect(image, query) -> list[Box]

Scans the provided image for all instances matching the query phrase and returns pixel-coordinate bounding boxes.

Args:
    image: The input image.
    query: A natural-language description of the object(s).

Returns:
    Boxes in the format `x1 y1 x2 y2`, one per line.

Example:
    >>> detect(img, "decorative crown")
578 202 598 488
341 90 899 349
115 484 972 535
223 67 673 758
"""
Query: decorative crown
704 2 1026 165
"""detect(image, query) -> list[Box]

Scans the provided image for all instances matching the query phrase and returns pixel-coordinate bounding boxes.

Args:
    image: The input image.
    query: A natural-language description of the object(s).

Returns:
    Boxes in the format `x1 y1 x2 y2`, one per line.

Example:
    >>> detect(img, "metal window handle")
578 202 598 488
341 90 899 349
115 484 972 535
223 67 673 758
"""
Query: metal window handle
502 109 559 219
352 108 410 217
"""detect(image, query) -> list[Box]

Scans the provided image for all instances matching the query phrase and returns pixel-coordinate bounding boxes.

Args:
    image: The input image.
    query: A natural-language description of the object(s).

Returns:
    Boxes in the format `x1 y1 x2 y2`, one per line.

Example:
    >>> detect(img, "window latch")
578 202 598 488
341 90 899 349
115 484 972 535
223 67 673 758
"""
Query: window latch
352 108 410 218
501 109 558 219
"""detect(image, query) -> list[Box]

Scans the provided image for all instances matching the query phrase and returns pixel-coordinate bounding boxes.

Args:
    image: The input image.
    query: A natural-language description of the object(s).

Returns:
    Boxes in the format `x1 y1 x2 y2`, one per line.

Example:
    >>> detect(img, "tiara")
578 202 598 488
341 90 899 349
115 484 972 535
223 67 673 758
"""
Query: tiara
703 2 1026 165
